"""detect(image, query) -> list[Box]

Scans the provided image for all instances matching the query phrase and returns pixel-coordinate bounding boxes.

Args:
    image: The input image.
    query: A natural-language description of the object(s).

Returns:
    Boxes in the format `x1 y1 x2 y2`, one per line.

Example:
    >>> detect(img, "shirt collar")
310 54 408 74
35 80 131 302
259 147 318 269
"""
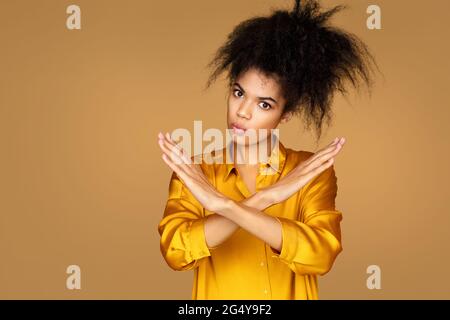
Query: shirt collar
222 137 287 182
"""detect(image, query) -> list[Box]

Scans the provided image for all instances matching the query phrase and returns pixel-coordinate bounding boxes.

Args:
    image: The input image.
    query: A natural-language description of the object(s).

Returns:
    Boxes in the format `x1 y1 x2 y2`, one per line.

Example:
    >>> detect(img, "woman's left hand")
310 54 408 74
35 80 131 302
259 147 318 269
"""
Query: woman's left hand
262 137 345 206
157 132 230 212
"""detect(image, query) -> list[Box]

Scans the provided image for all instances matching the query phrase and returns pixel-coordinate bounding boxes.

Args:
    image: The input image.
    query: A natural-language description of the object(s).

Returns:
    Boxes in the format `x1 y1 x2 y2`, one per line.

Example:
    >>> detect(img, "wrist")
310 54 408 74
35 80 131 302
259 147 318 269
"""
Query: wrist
241 188 275 211
256 188 276 209
212 196 235 215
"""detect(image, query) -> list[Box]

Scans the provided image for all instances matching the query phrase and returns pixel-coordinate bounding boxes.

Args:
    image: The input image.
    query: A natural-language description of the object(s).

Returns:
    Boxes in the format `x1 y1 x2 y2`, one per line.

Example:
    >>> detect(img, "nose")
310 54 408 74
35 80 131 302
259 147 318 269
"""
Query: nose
236 100 253 120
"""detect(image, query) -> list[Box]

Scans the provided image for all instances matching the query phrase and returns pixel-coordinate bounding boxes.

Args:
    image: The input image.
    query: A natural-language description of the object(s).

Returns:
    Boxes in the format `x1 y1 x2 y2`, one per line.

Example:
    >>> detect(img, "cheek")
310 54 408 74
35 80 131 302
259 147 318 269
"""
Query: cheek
227 97 239 115
253 111 281 129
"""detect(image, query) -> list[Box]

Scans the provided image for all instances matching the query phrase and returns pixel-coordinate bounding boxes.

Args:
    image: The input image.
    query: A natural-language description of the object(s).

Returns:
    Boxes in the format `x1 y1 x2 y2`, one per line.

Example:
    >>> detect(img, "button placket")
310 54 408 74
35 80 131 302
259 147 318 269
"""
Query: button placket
255 164 269 193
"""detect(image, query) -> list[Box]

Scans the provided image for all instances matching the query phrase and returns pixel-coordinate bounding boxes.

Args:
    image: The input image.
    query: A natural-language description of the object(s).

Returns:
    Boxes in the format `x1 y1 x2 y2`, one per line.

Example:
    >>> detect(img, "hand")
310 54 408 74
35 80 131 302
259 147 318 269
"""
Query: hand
157 132 230 212
264 137 346 205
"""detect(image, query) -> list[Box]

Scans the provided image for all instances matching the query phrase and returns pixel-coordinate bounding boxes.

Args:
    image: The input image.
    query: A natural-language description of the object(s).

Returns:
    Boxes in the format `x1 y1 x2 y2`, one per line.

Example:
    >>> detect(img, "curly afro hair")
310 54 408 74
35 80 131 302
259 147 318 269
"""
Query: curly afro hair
205 0 379 142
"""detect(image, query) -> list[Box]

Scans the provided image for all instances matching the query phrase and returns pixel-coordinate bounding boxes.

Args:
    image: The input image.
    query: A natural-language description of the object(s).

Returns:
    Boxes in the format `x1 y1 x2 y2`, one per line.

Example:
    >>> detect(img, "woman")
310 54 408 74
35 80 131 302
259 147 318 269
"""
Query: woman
157 0 376 299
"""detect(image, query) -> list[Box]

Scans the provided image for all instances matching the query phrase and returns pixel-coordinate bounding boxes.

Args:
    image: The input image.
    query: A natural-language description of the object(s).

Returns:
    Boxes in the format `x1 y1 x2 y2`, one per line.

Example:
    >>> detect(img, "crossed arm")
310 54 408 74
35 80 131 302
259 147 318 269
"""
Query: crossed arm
204 190 283 253
158 131 345 270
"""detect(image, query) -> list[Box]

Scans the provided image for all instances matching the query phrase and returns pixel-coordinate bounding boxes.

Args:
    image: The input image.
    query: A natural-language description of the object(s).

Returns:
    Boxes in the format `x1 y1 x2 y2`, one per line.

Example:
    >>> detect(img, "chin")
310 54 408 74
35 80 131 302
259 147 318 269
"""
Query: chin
231 134 261 147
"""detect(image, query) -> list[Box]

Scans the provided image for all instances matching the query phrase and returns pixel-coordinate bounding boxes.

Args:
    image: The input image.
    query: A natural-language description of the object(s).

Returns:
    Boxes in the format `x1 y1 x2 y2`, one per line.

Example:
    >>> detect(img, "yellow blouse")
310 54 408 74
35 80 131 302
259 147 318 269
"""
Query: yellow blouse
158 140 343 300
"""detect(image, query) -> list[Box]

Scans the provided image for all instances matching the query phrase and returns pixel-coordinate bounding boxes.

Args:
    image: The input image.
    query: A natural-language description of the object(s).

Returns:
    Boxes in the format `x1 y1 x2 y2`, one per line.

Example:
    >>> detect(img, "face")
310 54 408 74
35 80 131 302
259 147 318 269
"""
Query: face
227 67 292 146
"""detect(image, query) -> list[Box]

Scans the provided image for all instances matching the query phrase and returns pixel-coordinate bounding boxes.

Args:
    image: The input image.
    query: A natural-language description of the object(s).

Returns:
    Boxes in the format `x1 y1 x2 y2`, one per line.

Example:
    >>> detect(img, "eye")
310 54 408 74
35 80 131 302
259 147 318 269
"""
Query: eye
259 102 272 110
233 89 243 98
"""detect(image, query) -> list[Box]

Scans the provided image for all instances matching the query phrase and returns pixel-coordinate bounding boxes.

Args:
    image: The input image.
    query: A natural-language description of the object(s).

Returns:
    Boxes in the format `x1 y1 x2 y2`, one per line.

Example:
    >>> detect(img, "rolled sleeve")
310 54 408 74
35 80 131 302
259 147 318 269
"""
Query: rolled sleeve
189 218 212 260
158 171 212 271
269 165 344 276
271 212 343 275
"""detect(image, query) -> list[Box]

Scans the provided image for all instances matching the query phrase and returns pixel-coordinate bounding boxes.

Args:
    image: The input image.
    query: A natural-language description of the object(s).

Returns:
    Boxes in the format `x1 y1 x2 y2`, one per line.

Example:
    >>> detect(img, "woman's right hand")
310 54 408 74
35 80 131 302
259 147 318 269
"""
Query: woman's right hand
262 137 346 206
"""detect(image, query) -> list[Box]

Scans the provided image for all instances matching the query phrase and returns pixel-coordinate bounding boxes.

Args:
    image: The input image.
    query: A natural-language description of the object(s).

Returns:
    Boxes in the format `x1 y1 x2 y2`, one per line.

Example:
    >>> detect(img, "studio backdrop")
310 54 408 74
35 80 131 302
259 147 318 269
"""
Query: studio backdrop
1 0 449 299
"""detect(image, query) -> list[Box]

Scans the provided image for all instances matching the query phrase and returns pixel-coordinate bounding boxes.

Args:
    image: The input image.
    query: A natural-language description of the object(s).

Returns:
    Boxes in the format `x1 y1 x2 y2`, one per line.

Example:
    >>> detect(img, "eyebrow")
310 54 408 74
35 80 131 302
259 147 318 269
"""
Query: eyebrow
233 82 278 105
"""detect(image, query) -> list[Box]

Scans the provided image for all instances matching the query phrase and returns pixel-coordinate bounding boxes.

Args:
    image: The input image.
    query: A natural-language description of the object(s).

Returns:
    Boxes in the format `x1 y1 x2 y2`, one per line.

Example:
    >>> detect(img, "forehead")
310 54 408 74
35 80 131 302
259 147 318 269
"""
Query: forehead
235 68 283 98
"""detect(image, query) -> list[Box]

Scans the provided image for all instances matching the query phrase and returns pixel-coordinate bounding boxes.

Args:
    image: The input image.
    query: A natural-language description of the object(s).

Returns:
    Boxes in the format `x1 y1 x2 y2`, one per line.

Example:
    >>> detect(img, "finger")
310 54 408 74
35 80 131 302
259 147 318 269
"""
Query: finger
158 134 191 166
161 153 190 185
161 132 192 165
303 137 342 167
314 137 341 158
302 157 335 183
158 132 206 181
319 137 344 154
316 140 344 162
158 131 178 150
304 142 343 172
158 140 193 179
160 132 178 149
158 136 182 163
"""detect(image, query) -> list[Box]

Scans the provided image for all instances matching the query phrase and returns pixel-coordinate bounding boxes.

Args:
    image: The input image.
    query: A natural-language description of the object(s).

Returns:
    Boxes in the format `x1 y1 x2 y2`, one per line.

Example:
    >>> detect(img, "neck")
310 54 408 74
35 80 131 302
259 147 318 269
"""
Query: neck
232 136 275 166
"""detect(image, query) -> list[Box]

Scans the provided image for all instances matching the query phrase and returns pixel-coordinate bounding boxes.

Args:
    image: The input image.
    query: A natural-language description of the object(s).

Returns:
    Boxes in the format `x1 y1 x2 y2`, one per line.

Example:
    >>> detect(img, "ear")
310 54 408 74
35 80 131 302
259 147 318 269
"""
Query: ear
280 111 293 124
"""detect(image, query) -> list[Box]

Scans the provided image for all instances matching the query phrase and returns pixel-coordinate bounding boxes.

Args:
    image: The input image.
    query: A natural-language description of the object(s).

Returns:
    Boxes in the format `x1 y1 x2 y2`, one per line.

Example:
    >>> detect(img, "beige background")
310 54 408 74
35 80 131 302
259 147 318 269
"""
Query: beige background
1 0 449 299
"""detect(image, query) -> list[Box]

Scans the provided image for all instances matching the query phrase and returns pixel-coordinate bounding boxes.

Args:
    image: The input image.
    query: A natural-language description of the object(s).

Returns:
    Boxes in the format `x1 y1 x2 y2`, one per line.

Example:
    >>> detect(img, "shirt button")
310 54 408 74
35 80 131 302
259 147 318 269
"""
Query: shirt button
260 261 265 267
264 289 268 294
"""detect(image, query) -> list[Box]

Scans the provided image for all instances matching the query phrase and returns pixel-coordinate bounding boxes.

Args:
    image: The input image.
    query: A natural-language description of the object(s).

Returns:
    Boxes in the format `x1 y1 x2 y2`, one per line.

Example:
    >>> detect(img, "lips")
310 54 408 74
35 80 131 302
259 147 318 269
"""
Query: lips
231 123 247 131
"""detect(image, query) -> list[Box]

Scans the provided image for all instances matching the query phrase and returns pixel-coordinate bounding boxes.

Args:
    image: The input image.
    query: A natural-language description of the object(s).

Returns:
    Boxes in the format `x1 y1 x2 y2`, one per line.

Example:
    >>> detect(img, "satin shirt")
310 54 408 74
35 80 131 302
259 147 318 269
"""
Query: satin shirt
158 140 343 299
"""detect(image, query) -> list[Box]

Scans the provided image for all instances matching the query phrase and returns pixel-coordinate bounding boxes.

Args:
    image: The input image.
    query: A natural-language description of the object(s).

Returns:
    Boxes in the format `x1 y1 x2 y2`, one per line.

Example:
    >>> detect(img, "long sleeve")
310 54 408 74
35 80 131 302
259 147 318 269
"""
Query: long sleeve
158 171 212 271
270 165 343 276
